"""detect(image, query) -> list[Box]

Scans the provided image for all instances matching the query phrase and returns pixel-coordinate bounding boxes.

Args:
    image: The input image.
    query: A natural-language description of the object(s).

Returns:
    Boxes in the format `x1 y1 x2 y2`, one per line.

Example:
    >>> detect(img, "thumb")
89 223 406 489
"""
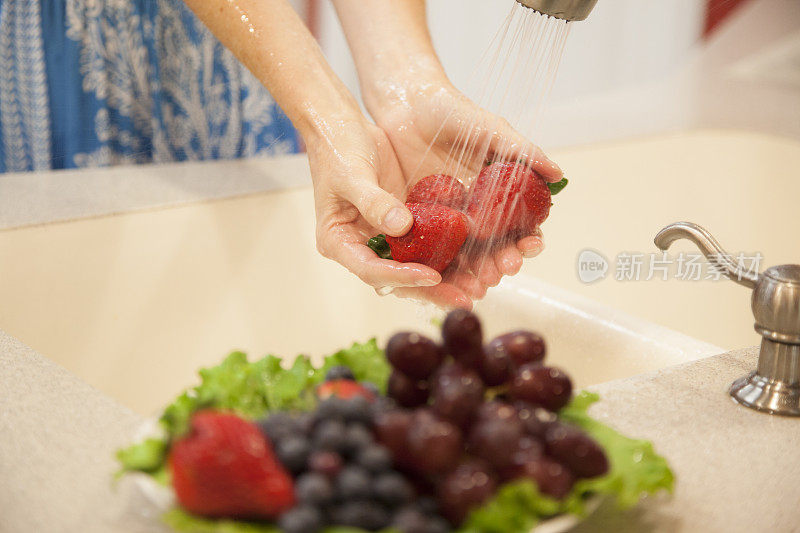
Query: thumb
339 178 413 237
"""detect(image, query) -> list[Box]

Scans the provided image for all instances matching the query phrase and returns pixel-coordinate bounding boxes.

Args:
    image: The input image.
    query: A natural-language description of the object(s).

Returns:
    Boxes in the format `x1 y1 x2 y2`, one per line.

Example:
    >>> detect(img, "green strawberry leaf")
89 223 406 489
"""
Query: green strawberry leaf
547 177 568 195
367 234 393 260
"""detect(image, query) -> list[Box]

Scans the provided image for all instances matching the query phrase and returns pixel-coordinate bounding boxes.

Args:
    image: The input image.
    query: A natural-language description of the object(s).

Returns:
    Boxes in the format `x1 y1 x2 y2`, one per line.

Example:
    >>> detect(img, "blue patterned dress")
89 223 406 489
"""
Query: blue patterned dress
0 0 299 173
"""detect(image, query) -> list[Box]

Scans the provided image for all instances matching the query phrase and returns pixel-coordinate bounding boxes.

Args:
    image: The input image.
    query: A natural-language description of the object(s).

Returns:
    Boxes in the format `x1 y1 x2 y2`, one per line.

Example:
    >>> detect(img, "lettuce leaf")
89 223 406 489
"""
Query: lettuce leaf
116 340 389 478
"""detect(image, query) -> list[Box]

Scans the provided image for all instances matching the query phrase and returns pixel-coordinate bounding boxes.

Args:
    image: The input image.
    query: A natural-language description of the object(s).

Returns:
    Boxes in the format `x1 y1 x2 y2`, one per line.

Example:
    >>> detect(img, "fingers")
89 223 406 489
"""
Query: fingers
517 230 546 259
393 284 473 310
494 245 524 276
488 120 563 183
336 177 413 237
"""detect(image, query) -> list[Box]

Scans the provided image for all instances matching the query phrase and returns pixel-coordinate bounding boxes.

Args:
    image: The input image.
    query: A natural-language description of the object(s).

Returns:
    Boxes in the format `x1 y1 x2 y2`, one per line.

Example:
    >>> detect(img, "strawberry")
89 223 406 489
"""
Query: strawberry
169 411 295 519
385 203 469 273
466 162 551 241
406 174 468 210
317 379 376 401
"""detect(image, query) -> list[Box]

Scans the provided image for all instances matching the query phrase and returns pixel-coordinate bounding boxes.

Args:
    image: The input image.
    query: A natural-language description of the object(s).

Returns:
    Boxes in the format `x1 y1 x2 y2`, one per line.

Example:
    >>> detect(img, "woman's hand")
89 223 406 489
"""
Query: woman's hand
307 113 476 308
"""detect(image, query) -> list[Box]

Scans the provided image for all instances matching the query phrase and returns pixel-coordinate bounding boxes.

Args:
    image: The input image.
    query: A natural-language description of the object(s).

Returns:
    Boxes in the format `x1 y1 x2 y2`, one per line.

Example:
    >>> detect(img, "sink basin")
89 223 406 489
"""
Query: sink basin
0 183 720 415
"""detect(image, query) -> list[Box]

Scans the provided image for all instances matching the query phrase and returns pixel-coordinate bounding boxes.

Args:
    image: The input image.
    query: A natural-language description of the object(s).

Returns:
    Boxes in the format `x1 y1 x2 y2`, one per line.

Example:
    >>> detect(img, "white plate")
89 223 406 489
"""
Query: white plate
131 420 602 533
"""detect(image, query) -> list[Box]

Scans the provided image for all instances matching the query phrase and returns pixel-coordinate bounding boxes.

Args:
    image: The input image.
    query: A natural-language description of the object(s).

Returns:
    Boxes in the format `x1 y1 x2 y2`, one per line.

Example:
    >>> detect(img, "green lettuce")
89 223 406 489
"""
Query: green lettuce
116 340 388 480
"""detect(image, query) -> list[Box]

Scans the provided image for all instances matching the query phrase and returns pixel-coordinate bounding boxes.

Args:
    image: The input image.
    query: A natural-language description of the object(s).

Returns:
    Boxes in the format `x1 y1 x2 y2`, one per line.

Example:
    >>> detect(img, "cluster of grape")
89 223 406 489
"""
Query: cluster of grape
377 310 609 525
258 369 451 533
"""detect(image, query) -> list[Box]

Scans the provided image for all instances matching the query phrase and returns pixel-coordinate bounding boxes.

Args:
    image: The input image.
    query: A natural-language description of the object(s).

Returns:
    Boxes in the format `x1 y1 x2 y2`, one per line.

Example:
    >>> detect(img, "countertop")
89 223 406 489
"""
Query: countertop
2 331 798 532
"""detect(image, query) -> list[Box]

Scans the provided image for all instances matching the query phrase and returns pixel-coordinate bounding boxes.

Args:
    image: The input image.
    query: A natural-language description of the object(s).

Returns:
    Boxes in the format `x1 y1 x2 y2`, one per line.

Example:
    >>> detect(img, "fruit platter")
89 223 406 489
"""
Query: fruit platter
117 311 674 532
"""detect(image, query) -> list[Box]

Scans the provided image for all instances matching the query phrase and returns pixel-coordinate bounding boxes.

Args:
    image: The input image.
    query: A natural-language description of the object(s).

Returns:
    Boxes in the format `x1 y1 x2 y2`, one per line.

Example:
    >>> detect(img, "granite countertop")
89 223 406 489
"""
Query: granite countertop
2 330 797 532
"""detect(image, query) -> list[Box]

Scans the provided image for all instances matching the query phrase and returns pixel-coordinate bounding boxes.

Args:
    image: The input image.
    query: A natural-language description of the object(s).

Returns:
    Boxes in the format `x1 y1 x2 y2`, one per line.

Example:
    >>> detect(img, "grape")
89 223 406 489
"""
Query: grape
431 362 485 427
278 505 323 533
509 364 572 411
373 472 415 507
356 444 393 473
386 332 443 379
314 419 347 452
441 309 483 367
474 400 518 424
295 472 334 506
488 331 546 368
276 435 311 474
415 496 439 516
407 410 463 474
467 416 525 469
513 456 574 499
544 423 609 478
256 412 302 443
437 459 498 525
500 436 544 481
374 409 412 465
308 450 343 478
325 365 355 381
478 342 513 386
335 465 372 500
514 401 558 438
426 516 451 533
388 370 430 408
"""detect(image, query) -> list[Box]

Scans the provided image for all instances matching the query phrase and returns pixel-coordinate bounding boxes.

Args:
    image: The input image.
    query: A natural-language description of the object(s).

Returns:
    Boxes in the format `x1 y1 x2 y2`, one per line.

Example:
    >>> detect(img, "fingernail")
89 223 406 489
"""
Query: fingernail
521 239 545 258
384 207 412 234
416 278 440 287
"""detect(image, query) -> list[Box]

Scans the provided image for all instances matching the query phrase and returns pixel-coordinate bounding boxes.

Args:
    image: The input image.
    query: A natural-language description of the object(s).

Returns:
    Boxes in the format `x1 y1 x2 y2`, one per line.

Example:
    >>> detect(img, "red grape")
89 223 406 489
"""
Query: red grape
437 459 498 525
499 436 544 481
544 423 609 479
474 400 518 424
407 410 463 474
513 401 558 438
487 331 546 368
467 417 525 470
387 370 430 408
477 343 513 386
509 364 572 411
512 456 575 499
374 409 412 465
431 362 485 428
386 332 443 379
441 309 483 367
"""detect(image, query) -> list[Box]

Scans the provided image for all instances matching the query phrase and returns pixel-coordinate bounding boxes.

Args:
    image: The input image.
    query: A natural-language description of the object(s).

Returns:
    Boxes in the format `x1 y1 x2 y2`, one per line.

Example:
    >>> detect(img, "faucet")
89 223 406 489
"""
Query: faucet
515 0 598 21
655 222 800 416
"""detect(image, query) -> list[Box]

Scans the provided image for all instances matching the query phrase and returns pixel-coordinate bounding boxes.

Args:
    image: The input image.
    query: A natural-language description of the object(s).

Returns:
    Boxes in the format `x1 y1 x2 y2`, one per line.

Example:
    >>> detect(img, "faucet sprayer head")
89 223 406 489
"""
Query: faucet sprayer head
515 0 598 21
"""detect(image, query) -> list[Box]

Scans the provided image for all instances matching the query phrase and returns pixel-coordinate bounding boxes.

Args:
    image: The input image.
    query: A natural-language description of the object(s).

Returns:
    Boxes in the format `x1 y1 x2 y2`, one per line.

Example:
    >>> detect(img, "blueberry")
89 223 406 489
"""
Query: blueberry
308 450 343 478
373 472 414 507
391 507 429 533
356 444 393 473
362 381 380 396
295 472 333 506
256 412 299 443
295 412 315 436
370 395 398 416
331 500 390 531
342 396 373 425
278 505 323 533
325 365 355 381
315 398 348 421
415 496 439 516
343 423 373 455
335 465 372 500
276 436 311 474
313 419 347 452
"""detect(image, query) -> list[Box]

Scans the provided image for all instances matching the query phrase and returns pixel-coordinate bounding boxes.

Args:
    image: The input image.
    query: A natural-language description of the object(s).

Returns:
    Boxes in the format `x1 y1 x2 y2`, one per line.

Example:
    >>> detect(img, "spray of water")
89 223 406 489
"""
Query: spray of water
407 3 571 284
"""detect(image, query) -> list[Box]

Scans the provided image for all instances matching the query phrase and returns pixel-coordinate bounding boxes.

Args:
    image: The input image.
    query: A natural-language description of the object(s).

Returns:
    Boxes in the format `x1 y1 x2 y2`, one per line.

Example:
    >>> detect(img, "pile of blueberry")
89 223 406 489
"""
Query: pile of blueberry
257 369 450 533
378 309 609 524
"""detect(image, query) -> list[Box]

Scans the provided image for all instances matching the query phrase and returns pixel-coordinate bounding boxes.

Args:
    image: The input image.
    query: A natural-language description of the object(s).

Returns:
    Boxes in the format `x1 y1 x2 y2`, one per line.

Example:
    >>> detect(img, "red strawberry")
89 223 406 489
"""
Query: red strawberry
317 379 376 401
406 174 468 210
466 162 551 241
386 203 469 273
169 411 295 519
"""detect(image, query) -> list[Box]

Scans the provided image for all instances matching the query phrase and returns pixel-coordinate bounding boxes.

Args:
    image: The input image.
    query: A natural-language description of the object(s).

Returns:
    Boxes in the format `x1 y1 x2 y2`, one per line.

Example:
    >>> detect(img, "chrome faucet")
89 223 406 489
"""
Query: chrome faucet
515 0 598 21
655 222 800 416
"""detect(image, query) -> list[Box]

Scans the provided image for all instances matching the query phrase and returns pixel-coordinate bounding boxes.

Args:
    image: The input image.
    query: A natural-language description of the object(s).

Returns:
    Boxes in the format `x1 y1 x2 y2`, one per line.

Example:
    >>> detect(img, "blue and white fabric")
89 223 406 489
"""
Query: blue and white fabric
0 0 299 173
